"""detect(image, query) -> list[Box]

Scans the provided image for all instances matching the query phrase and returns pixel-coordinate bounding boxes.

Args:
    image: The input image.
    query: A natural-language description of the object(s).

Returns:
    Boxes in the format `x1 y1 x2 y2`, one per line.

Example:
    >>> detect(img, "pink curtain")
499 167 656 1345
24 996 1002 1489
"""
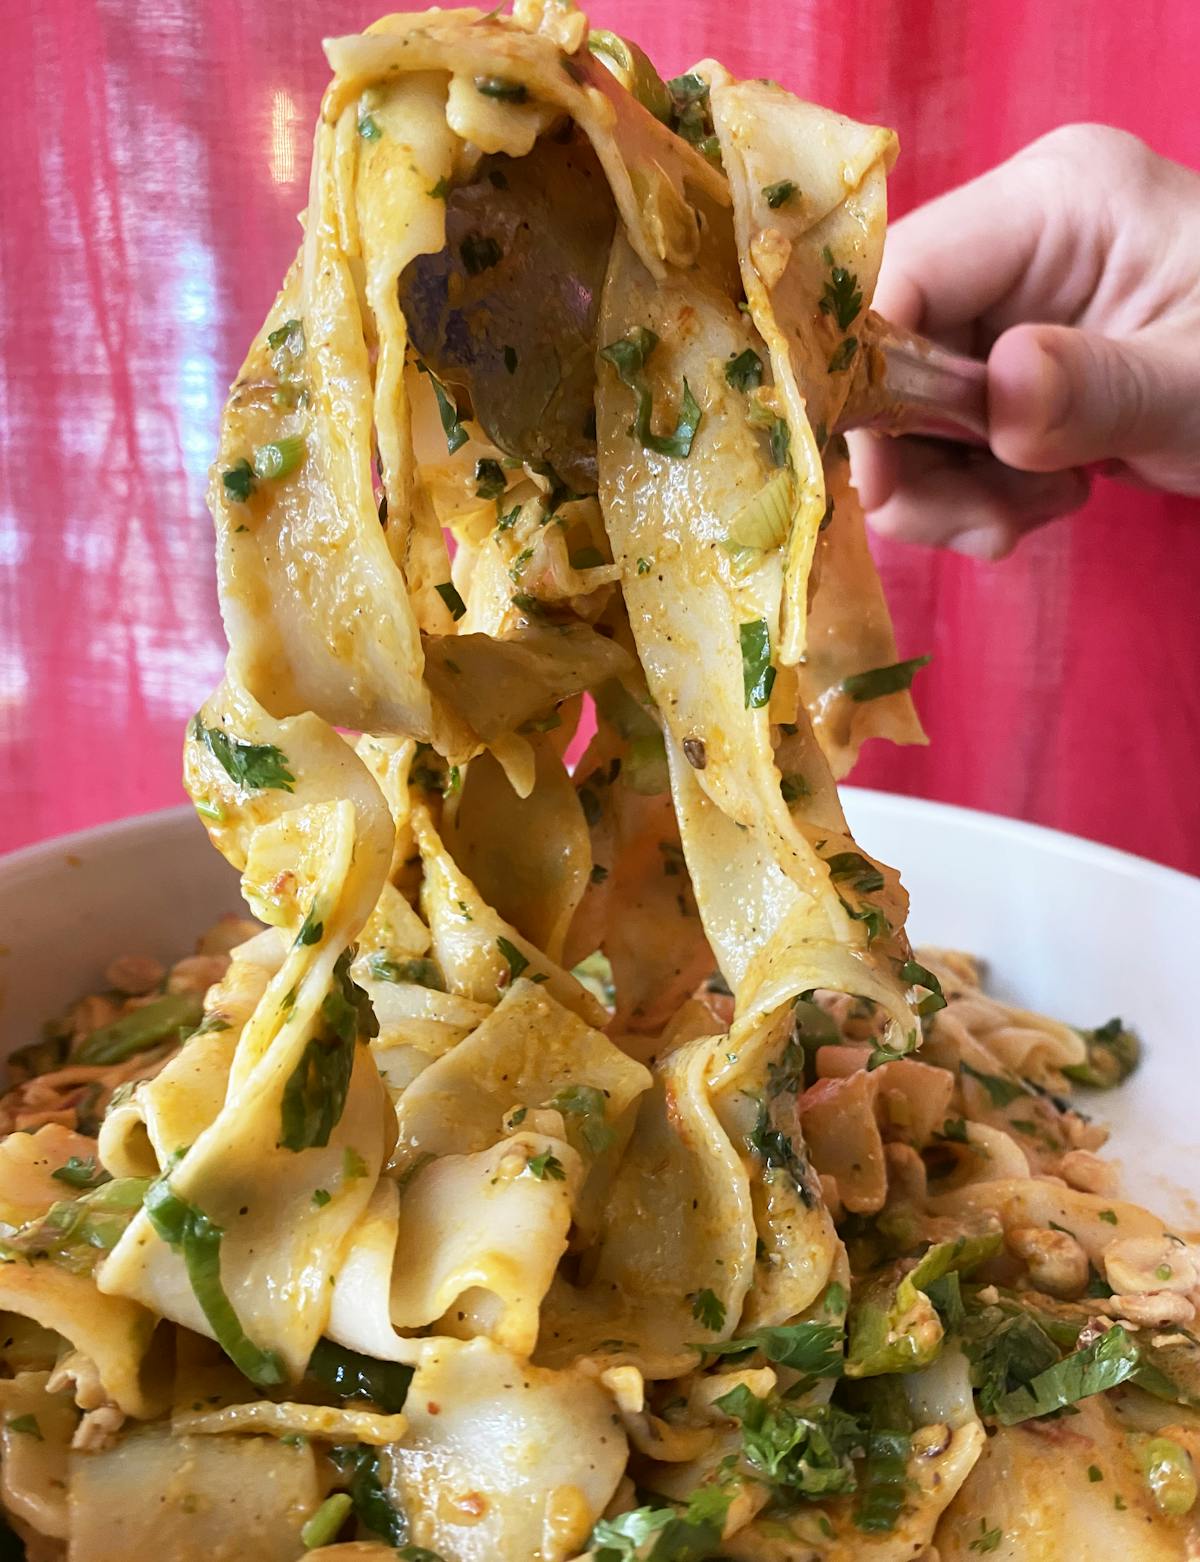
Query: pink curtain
2 0 1198 869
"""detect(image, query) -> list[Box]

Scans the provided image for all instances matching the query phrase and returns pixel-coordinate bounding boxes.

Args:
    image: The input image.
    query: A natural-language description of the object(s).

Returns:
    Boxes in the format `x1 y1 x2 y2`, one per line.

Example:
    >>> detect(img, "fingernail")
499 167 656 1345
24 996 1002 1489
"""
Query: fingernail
947 524 1013 560
1038 346 1072 434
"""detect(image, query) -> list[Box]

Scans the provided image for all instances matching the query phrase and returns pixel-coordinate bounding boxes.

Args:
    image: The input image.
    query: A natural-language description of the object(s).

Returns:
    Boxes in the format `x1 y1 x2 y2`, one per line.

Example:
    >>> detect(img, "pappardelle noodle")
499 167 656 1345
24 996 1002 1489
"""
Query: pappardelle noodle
1 5 1197 1558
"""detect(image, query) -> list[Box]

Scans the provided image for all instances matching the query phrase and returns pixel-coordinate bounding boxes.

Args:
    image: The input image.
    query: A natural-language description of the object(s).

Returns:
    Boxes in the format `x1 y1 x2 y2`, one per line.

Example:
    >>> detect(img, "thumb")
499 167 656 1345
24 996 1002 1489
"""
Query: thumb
987 321 1200 492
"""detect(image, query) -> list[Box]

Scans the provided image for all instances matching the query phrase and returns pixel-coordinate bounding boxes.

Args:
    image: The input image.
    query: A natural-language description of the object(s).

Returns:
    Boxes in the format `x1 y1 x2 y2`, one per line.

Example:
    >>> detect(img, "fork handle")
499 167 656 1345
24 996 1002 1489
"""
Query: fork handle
837 315 989 446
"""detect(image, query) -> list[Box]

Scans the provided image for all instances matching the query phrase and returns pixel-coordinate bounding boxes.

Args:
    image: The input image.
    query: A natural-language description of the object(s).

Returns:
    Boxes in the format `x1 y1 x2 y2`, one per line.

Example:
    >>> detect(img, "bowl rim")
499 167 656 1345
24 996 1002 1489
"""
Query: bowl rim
3 792 1196 895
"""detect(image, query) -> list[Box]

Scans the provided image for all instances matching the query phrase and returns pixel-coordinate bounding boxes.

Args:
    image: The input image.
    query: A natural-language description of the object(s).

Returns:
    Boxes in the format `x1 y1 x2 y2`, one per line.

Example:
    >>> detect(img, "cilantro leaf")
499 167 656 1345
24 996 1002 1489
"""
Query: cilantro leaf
366 955 445 991
434 580 467 620
549 1084 615 1153
739 618 776 709
600 328 703 458
763 179 796 208
841 654 931 703
898 957 947 1016
716 1384 862 1499
417 362 468 453
1063 1017 1141 1089
819 252 863 332
960 1059 1027 1108
51 1155 108 1190
193 718 295 793
145 1176 284 1386
994 1324 1141 1424
496 936 530 983
690 1288 726 1332
306 1338 412 1414
525 1151 566 1182
724 348 764 391
697 1319 844 1377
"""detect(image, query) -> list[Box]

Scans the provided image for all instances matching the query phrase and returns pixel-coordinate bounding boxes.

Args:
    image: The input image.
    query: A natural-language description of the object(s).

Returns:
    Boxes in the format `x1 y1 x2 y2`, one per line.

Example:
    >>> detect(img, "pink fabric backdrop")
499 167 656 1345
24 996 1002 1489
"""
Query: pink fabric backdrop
2 0 1199 869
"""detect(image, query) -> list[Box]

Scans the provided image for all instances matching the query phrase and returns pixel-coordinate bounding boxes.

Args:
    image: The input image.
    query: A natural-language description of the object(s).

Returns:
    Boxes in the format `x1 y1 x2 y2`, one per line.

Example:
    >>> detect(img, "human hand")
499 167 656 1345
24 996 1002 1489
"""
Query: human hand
850 124 1200 557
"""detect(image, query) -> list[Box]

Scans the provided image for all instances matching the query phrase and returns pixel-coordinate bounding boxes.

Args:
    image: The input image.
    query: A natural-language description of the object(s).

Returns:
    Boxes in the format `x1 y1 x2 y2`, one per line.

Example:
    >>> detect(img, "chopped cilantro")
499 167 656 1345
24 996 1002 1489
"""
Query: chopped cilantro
496 936 530 983
222 459 255 503
417 362 468 454
763 179 796 208
51 1155 108 1189
599 327 702 458
550 1084 615 1153
725 348 764 391
525 1151 566 1181
474 458 506 499
740 618 776 708
193 717 294 793
968 1520 1003 1553
434 580 467 620
819 249 863 332
474 75 528 101
690 1288 726 1331
780 772 809 804
842 654 930 703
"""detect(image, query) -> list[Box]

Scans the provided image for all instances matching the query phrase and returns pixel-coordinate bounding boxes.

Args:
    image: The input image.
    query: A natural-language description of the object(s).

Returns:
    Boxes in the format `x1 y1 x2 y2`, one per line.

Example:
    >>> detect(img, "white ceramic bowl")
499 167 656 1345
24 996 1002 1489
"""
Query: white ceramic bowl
0 793 1196 1223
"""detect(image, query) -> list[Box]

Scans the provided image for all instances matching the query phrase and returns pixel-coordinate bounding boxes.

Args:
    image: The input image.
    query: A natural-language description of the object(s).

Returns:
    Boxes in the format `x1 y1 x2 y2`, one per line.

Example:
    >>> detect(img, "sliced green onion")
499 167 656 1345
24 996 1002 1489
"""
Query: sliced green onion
1135 1436 1197 1516
725 469 793 553
769 417 791 467
301 1493 353 1549
76 992 204 1065
252 435 306 481
587 30 673 122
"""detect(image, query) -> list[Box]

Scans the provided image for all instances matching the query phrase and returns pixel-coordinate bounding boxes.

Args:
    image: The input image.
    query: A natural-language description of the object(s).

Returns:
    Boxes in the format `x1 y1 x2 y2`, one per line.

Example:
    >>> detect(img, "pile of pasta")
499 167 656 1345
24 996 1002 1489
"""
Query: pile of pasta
0 4 1196 1558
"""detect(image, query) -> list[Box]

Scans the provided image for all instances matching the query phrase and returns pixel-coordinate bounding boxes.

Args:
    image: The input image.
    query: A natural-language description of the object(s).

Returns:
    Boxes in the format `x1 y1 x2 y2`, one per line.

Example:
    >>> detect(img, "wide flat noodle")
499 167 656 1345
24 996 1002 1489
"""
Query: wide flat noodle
706 71 895 666
539 1029 756 1378
387 1336 628 1561
796 456 927 776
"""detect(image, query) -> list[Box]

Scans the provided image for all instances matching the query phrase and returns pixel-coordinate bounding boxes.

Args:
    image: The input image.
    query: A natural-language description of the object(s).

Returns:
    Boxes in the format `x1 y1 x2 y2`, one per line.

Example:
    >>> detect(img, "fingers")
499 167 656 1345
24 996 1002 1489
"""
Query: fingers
872 152 1050 341
849 431 1091 558
873 125 1138 345
988 322 1200 492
